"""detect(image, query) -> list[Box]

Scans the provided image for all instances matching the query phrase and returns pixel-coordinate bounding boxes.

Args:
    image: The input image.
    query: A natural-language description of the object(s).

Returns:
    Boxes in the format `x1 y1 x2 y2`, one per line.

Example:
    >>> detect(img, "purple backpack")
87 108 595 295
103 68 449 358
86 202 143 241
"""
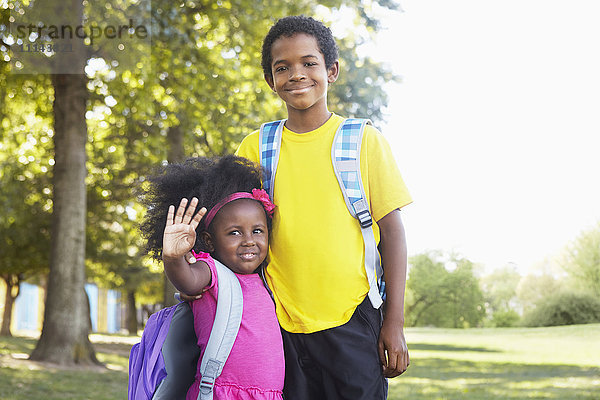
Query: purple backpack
128 302 199 399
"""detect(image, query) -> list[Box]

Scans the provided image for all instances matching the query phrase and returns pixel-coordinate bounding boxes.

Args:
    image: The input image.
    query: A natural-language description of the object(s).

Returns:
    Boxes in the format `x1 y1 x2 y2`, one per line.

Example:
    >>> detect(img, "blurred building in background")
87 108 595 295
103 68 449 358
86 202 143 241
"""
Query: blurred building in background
0 280 124 334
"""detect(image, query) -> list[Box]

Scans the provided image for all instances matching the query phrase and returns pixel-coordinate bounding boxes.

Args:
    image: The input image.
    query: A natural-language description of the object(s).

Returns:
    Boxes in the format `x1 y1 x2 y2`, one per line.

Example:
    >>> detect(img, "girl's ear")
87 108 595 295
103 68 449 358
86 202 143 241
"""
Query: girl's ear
200 231 215 252
327 60 339 84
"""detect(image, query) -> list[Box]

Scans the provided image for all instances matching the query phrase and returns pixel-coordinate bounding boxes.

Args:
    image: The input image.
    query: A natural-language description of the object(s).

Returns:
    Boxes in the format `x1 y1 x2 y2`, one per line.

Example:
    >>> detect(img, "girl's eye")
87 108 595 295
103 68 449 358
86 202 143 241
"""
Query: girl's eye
229 230 241 236
275 66 287 72
253 228 264 234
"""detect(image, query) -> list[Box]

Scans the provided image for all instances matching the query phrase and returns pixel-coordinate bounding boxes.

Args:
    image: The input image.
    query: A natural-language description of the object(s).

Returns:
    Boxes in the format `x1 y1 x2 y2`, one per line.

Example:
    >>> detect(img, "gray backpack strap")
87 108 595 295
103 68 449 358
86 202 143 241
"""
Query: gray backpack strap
332 118 384 309
197 259 243 400
259 119 286 199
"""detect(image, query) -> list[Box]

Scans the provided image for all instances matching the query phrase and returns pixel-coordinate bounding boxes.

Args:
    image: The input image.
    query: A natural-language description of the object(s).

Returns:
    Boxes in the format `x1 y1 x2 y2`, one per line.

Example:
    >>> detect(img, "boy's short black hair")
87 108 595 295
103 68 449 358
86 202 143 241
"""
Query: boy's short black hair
140 155 268 261
261 15 339 78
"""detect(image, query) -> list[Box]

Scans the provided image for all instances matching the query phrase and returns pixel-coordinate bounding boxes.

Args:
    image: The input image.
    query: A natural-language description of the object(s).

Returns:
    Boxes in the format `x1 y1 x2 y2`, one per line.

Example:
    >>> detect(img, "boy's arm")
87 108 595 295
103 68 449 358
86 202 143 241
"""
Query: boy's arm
162 197 212 296
376 208 410 377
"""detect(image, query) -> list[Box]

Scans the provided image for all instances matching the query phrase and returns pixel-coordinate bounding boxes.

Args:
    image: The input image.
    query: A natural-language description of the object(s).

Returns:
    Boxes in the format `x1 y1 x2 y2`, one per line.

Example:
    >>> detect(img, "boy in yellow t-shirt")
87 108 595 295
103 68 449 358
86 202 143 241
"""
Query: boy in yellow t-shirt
236 15 412 400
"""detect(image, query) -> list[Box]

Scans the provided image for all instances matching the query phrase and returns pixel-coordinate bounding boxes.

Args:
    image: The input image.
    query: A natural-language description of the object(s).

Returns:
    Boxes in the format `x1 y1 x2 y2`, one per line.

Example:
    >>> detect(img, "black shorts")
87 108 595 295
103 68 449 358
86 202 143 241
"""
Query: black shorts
281 296 388 400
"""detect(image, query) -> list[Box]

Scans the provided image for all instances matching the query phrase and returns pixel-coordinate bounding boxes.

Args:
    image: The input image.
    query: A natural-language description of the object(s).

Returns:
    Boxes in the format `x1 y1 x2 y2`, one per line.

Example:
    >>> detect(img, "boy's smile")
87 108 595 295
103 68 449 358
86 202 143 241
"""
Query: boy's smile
266 33 338 129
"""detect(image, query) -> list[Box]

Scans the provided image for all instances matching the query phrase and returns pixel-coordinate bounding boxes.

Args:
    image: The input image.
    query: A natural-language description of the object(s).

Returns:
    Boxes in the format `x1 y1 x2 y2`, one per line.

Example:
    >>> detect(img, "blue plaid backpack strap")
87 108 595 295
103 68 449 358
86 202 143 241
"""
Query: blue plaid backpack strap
331 118 384 309
259 120 286 199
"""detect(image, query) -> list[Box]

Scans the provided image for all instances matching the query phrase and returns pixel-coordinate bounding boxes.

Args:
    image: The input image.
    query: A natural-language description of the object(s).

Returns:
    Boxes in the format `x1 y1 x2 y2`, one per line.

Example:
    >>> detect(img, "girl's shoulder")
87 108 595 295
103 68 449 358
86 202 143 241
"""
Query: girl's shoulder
191 251 217 292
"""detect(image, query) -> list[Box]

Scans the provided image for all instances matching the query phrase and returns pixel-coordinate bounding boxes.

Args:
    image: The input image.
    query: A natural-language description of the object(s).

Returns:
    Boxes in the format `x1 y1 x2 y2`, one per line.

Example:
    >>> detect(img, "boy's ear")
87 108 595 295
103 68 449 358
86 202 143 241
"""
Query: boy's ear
200 231 215 252
264 73 276 92
327 60 340 84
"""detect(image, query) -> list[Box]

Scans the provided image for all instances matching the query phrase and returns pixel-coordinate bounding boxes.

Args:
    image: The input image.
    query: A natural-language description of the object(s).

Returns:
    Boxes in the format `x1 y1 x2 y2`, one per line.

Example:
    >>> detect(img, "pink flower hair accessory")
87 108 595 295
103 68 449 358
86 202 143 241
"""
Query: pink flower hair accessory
250 188 276 215
202 188 275 228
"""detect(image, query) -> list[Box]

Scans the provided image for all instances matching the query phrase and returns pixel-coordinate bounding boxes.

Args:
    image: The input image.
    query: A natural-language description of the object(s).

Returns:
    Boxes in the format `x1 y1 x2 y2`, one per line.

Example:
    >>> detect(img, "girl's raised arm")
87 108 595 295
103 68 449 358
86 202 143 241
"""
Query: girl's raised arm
162 197 211 296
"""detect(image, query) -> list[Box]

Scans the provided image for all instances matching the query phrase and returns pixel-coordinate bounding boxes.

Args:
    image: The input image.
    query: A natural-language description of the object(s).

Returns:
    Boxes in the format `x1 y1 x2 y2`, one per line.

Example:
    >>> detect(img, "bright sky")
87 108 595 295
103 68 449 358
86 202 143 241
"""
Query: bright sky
367 1 600 273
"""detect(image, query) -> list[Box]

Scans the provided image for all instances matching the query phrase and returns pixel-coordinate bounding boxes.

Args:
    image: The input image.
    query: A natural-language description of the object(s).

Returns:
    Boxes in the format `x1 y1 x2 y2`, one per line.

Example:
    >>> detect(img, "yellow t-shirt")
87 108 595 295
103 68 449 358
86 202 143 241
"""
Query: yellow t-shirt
236 114 412 333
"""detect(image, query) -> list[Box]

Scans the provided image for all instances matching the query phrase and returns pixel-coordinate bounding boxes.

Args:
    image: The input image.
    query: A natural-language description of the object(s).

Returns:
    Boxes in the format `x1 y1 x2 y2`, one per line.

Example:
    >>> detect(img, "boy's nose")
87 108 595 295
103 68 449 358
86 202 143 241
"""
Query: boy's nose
289 68 305 81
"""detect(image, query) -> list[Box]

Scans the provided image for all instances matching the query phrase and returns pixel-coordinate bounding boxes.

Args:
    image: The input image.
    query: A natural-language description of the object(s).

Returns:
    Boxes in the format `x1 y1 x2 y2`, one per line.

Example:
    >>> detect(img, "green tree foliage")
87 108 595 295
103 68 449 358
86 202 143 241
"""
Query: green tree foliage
0 157 52 336
0 72 53 335
406 251 485 328
521 291 600 327
516 272 561 313
480 265 521 327
490 309 520 328
329 36 397 123
559 222 600 297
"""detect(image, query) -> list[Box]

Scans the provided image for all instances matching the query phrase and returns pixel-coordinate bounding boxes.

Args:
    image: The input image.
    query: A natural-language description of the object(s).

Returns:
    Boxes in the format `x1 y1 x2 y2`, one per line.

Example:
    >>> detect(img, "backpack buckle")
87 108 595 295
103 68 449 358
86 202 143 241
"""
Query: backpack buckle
352 199 373 228
199 359 220 394
199 376 215 394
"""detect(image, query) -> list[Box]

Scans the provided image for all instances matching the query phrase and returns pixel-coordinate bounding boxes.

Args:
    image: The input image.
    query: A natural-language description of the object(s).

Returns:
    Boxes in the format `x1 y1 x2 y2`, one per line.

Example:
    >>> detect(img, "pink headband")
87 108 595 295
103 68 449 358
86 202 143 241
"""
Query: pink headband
203 188 275 228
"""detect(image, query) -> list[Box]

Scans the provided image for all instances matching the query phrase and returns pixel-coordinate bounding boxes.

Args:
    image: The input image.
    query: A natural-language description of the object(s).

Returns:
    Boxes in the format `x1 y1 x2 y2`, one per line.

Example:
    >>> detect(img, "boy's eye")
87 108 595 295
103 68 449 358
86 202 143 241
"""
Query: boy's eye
275 66 287 72
305 62 317 67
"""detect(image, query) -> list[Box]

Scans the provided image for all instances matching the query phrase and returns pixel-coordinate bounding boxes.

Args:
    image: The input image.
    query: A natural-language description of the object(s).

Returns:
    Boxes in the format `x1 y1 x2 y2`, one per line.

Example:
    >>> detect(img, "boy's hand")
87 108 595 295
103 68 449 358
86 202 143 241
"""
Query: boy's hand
378 317 410 378
163 198 206 260
178 292 204 302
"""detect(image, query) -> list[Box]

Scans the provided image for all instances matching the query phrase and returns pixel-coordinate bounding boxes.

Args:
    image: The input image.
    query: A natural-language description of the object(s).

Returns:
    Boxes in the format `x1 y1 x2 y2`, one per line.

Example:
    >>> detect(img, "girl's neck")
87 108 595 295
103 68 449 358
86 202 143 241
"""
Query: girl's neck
285 107 332 134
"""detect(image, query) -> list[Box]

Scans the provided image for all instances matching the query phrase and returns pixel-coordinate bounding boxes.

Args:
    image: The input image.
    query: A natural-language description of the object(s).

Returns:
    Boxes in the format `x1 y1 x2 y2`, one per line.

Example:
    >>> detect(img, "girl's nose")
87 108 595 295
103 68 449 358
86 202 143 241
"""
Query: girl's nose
242 234 255 245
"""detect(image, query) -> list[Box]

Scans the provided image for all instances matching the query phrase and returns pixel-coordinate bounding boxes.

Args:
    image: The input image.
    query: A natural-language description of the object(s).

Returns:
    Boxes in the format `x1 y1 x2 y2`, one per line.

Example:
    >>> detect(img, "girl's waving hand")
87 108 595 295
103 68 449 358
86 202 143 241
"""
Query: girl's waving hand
163 197 206 260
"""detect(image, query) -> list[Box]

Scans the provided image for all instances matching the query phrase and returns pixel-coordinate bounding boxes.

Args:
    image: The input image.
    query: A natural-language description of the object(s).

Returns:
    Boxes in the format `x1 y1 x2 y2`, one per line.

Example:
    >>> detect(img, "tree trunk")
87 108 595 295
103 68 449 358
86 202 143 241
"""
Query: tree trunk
30 0 96 363
30 70 97 364
126 290 138 335
163 124 186 307
1 274 20 337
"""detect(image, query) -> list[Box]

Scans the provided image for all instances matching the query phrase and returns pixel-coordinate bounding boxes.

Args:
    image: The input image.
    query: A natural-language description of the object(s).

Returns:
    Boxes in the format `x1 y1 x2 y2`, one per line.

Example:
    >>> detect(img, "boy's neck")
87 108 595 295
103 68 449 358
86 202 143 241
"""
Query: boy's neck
285 108 332 134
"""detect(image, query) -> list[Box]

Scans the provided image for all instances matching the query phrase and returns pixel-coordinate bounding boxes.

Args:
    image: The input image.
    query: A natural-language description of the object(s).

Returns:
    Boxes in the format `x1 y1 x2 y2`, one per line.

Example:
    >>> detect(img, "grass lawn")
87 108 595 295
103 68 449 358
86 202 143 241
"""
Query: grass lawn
0 333 136 400
0 325 598 399
389 324 600 399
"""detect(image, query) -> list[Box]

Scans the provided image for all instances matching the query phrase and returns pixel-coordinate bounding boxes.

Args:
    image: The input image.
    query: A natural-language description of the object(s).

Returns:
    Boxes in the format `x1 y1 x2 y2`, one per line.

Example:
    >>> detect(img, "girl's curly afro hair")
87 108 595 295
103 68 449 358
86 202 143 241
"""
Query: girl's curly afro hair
140 155 267 261
261 15 339 78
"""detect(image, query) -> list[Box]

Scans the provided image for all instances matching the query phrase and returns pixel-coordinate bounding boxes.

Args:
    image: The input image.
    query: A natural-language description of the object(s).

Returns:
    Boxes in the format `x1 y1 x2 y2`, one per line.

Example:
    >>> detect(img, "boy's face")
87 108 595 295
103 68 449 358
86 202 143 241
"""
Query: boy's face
265 33 339 114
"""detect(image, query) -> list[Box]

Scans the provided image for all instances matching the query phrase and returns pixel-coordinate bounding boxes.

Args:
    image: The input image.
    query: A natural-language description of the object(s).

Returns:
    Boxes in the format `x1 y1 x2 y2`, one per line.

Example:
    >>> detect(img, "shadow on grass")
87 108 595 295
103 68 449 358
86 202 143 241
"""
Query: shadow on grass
389 357 600 400
0 335 37 355
410 343 500 352
0 335 133 400
0 365 127 400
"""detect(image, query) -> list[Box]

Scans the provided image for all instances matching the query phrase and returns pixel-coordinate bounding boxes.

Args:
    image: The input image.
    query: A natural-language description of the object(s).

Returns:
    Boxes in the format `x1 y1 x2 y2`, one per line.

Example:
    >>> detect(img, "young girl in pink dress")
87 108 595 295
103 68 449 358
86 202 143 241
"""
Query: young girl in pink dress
141 155 284 400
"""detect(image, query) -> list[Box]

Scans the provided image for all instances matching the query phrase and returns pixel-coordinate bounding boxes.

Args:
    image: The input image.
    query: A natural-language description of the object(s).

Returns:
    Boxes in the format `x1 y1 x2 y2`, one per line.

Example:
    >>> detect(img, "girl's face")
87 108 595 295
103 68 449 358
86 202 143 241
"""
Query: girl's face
204 199 268 274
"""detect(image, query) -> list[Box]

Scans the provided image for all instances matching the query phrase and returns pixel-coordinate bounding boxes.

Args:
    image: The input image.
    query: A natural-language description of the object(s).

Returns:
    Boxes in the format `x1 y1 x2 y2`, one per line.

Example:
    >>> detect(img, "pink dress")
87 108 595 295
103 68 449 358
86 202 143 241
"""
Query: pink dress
186 252 284 400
